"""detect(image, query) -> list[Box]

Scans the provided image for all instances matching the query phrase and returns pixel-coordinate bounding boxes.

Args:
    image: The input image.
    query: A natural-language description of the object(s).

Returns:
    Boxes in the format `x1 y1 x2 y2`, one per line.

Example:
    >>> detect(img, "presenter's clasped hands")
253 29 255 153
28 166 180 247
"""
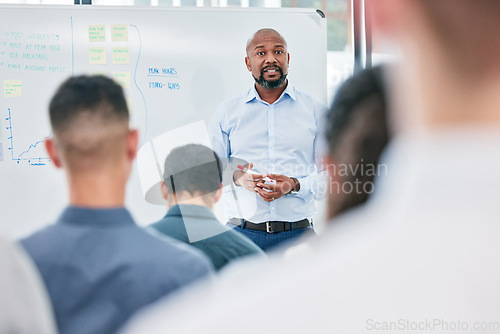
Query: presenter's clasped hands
234 164 299 202
255 173 298 202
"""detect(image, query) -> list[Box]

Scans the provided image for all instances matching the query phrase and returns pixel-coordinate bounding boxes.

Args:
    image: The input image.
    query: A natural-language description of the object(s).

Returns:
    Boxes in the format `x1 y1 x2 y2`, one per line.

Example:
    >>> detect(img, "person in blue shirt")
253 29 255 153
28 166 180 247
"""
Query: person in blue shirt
209 28 328 252
147 144 264 271
20 75 213 334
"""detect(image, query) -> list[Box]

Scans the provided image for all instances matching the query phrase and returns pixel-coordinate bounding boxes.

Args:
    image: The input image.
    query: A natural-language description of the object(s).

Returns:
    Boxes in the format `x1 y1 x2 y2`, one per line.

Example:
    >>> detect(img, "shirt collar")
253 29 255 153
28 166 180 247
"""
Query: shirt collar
245 81 296 104
57 206 135 228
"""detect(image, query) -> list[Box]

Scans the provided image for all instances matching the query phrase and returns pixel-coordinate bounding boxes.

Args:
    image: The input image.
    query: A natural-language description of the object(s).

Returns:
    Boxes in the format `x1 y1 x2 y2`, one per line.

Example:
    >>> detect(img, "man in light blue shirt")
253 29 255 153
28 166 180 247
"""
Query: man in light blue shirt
21 75 213 334
209 28 327 251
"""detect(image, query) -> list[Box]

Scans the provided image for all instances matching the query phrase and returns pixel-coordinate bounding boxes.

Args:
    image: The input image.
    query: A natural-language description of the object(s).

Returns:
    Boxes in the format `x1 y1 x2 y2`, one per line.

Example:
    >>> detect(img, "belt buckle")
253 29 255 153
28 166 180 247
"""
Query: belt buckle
266 222 274 234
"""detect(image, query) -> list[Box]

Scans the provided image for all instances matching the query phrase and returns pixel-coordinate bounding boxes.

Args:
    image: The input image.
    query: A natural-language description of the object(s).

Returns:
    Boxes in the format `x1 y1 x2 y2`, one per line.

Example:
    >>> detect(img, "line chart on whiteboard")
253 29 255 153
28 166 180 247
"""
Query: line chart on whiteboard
5 107 51 166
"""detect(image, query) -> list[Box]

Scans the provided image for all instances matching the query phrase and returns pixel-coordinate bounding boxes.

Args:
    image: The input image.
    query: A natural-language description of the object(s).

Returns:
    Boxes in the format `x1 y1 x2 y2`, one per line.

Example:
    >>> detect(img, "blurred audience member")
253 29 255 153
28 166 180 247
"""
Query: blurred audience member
324 65 389 219
21 75 212 334
147 144 264 271
0 236 57 334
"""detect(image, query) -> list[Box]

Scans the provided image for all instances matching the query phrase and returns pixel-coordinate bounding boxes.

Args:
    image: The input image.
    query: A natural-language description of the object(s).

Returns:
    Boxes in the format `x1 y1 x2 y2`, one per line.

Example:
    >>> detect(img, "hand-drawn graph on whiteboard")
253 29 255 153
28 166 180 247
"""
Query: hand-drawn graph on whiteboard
5 107 51 166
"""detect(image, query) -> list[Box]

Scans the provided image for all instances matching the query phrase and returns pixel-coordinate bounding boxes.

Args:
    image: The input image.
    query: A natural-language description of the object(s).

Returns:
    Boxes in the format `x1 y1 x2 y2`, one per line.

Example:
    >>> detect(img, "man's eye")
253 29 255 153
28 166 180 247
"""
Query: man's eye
257 52 265 56
276 50 283 54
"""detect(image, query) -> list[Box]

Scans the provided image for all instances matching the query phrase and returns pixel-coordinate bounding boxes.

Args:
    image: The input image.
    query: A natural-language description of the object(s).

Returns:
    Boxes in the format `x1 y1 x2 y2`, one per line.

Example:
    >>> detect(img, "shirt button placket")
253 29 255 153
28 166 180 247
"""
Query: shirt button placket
268 105 277 220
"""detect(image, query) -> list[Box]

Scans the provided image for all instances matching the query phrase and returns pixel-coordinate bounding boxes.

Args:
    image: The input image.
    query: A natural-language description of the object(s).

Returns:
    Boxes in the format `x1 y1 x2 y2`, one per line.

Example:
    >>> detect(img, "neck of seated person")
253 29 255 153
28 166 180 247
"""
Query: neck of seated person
166 190 217 210
67 167 129 208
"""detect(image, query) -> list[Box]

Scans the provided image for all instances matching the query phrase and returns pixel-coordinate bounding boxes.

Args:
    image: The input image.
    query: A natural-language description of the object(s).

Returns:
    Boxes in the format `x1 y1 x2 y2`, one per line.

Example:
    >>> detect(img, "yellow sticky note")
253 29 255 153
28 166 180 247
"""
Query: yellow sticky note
113 71 130 89
89 25 106 42
4 79 22 97
89 47 107 65
112 47 130 65
111 24 128 42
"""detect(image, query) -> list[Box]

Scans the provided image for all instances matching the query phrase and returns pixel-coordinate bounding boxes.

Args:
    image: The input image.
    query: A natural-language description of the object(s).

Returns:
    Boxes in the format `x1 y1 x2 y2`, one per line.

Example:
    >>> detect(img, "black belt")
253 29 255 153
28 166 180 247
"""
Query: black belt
229 218 311 234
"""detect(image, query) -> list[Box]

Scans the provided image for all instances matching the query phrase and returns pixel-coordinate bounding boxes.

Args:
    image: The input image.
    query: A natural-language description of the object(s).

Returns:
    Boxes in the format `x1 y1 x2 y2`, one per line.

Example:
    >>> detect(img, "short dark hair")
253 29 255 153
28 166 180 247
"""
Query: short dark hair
325 66 389 215
49 75 129 134
162 144 222 196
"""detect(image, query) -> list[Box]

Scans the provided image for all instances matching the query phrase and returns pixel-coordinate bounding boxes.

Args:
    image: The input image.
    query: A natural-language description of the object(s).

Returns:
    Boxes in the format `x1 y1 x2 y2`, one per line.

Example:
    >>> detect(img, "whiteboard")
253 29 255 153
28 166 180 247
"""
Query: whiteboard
0 4 327 238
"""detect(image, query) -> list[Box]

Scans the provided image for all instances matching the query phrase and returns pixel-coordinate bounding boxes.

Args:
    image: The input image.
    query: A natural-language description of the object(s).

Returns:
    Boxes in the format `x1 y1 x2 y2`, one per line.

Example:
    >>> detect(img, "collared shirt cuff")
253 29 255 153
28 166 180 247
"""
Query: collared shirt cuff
293 176 312 202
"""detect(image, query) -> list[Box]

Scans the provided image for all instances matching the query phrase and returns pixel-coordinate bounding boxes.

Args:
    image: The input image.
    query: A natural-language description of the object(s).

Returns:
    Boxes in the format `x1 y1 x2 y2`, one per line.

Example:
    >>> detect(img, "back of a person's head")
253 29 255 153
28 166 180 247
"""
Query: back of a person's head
389 0 500 79
49 75 129 169
325 66 389 218
162 144 222 197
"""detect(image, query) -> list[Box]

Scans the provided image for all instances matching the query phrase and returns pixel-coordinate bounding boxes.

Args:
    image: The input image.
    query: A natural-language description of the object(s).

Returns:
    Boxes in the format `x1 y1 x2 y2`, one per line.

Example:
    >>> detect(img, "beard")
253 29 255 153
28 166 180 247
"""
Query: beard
253 65 288 89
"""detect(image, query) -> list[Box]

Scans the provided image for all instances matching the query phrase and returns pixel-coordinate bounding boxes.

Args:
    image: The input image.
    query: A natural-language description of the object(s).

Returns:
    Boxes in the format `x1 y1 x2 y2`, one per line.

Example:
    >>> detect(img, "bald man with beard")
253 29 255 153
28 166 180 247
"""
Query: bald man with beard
209 28 328 252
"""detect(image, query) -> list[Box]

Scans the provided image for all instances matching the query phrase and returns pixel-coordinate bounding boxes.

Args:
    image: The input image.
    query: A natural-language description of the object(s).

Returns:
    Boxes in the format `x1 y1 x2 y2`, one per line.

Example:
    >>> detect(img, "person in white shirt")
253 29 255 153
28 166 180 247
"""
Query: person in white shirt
0 237 57 334
120 1 500 332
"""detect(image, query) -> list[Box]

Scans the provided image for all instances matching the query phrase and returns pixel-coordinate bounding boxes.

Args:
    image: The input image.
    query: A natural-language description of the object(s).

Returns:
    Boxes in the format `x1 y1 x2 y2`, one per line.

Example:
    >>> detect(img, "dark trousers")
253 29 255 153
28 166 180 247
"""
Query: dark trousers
226 222 315 252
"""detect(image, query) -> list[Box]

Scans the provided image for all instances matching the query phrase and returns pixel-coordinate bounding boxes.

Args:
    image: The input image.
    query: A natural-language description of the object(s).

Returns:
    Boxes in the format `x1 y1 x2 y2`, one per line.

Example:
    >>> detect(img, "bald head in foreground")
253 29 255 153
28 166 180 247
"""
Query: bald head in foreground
120 1 500 333
21 75 212 334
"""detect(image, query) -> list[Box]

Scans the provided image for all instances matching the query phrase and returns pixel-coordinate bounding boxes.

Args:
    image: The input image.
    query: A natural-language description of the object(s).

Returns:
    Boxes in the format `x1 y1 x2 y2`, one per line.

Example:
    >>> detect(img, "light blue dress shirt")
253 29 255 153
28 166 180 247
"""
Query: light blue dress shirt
209 83 328 223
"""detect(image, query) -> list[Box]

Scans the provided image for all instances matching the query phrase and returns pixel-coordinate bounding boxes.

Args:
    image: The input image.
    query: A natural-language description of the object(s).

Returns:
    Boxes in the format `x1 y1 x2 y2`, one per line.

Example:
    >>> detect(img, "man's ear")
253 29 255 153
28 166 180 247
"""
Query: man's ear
245 56 252 72
160 181 169 201
127 129 139 161
45 138 62 168
214 183 223 204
